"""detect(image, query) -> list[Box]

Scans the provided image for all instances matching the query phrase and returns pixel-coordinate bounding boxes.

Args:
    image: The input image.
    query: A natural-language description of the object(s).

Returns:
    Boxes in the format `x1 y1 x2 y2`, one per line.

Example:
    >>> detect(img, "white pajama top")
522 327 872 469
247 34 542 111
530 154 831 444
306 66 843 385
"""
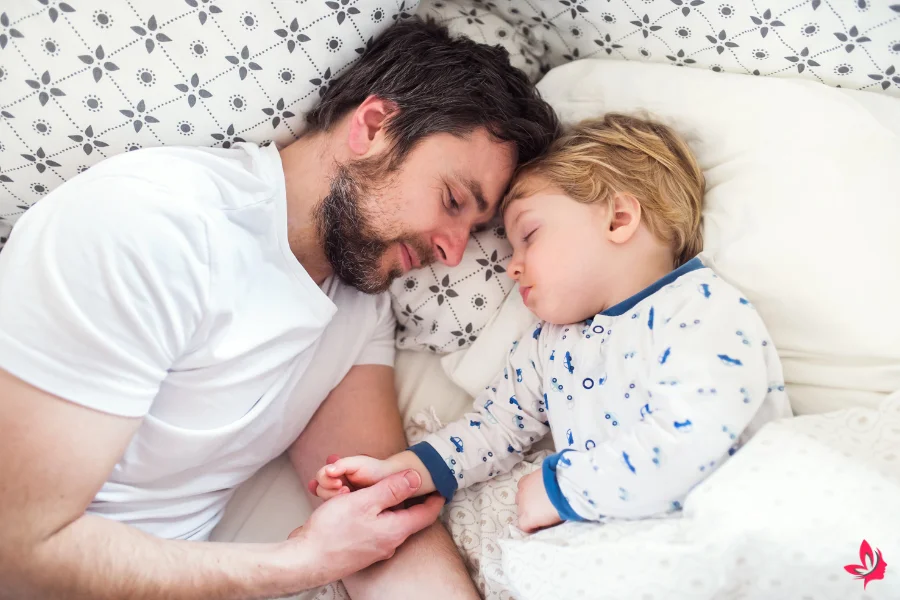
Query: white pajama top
410 258 792 521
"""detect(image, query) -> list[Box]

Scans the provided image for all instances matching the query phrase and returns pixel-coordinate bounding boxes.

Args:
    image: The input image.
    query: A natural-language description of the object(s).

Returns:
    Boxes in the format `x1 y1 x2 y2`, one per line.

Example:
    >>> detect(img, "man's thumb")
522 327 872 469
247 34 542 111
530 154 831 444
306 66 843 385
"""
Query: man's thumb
365 470 421 510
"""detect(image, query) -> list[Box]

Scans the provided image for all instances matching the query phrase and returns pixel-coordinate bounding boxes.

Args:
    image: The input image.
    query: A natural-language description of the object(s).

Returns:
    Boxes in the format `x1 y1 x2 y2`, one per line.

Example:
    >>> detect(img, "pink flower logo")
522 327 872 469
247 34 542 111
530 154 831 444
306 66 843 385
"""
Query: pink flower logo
844 540 887 589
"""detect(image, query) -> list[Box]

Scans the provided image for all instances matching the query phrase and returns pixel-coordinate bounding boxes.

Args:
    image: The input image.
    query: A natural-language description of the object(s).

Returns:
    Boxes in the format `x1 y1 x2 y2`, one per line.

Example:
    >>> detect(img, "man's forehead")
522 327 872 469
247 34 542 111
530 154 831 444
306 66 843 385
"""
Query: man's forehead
455 136 516 198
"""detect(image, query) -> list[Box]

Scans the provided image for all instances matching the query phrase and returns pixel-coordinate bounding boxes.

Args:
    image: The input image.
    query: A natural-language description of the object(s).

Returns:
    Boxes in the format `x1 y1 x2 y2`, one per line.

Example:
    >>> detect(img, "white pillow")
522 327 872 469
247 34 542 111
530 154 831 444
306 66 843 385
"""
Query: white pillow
447 59 900 416
390 223 515 353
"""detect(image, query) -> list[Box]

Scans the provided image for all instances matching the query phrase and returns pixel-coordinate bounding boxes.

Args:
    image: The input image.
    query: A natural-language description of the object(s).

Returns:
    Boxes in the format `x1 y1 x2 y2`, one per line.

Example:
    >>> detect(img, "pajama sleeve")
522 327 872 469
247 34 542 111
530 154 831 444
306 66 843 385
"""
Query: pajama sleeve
410 322 550 501
544 284 777 521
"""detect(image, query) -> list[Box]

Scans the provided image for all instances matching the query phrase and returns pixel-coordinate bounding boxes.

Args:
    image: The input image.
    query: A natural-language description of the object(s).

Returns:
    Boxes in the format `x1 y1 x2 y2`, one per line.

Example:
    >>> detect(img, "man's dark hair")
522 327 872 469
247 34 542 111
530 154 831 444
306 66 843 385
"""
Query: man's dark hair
305 17 560 167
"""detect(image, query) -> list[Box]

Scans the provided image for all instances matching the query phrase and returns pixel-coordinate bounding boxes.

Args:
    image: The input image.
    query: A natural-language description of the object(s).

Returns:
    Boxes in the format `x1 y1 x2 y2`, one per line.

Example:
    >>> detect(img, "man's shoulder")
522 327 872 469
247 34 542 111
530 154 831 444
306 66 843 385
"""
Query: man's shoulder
15 143 287 259
326 279 393 320
8 160 213 281
73 143 283 213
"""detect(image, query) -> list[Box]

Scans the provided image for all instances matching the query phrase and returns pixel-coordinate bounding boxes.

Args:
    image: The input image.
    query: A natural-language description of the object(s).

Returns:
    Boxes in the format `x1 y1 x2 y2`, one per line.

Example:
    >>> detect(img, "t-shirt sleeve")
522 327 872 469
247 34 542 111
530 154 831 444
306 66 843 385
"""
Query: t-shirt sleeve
352 291 396 368
0 176 210 417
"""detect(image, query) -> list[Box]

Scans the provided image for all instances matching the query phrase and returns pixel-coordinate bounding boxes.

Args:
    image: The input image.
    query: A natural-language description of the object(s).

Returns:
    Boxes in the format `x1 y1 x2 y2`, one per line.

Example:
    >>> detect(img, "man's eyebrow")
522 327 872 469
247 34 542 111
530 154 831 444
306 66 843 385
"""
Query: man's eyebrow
461 176 488 213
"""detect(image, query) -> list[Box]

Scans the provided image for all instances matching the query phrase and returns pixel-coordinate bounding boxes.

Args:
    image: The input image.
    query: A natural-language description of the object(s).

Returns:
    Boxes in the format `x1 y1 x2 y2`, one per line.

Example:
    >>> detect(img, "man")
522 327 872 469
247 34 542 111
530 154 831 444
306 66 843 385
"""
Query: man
0 18 559 600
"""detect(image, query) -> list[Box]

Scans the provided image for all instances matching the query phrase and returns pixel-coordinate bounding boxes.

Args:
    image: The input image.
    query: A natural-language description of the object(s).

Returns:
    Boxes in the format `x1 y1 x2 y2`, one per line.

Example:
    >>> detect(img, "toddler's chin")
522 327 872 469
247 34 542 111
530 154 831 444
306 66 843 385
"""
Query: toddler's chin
532 303 566 326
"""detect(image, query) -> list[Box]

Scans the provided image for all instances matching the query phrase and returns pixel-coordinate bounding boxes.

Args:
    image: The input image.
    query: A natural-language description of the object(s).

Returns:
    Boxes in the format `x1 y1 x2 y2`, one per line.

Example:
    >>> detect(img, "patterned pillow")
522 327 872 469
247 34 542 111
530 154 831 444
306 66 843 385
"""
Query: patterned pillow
467 0 900 98
390 223 514 353
417 0 542 81
0 0 422 247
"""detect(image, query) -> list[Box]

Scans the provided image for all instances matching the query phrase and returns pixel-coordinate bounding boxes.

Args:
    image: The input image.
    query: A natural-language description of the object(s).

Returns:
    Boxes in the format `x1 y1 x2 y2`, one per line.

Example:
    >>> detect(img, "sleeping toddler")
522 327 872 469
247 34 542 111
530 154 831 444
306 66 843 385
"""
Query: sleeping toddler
311 114 792 532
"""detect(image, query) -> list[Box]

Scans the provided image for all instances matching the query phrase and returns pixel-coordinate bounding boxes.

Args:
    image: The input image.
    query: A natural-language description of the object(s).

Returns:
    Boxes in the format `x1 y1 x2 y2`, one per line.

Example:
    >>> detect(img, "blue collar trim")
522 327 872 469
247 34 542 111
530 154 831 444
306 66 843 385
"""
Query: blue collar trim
601 257 705 317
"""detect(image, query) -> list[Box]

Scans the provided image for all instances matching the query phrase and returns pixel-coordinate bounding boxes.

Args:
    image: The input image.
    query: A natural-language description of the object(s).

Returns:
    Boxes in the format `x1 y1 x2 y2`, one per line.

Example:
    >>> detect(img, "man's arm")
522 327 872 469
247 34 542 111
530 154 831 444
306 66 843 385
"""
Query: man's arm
289 364 480 600
0 369 442 600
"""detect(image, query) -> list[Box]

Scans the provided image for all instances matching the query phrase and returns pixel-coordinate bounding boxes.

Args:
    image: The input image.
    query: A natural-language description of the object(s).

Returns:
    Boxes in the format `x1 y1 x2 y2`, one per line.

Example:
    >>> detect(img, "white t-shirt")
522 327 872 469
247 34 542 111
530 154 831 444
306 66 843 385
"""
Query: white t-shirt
0 143 396 541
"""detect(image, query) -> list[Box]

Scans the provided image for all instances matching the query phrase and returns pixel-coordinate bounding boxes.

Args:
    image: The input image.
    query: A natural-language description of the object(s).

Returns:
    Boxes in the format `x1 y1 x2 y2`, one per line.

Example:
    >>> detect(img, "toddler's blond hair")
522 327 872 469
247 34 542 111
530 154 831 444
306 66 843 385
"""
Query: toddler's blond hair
503 114 705 267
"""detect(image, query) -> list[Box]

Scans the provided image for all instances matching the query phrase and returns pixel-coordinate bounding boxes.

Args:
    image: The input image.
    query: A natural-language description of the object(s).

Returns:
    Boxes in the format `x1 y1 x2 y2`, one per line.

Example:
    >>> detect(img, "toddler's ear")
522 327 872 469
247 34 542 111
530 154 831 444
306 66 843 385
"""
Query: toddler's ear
606 193 642 244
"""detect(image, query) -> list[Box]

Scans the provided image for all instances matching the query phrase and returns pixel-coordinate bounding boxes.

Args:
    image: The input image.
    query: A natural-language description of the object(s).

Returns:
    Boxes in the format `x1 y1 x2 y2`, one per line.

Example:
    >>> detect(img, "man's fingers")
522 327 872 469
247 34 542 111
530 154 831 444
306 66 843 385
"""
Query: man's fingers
380 494 444 539
357 470 421 512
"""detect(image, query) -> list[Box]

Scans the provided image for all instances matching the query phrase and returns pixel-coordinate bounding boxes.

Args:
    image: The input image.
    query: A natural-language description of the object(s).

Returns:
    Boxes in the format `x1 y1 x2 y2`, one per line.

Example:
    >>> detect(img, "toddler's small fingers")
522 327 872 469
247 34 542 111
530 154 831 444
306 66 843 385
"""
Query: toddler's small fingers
325 460 350 478
316 466 343 489
316 485 343 501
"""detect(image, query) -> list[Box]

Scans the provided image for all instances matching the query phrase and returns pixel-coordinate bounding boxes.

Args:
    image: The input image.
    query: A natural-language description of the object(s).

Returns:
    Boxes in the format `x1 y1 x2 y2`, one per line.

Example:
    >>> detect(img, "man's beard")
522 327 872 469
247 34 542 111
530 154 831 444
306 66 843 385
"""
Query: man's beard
315 155 432 294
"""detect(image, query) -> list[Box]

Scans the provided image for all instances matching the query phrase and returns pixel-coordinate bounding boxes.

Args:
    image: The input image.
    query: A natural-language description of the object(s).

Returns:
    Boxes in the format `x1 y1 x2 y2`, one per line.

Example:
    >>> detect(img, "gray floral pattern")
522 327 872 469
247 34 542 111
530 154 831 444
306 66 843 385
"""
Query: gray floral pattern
0 0 421 247
458 0 900 93
390 224 514 353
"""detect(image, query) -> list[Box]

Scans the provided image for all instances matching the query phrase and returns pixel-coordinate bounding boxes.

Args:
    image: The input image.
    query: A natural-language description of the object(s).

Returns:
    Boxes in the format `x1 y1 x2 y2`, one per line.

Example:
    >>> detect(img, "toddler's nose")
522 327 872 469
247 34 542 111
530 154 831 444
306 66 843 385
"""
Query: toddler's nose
508 258 523 281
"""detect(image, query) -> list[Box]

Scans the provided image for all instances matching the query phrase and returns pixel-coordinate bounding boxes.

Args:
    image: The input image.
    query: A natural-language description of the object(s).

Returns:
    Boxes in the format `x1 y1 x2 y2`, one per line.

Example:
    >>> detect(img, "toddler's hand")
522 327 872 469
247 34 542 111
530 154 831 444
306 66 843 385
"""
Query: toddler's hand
310 455 397 501
516 469 563 533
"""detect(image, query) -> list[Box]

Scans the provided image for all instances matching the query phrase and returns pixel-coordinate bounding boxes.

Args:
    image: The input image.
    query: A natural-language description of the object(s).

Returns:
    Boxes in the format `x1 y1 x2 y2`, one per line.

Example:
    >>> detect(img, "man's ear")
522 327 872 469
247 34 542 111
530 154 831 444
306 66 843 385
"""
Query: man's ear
347 95 397 157
606 193 642 244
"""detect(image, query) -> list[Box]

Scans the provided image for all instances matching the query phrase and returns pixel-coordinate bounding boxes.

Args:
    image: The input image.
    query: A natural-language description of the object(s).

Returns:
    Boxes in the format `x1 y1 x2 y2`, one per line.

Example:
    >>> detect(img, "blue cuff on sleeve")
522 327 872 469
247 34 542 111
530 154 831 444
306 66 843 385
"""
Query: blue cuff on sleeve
408 441 458 502
542 449 585 522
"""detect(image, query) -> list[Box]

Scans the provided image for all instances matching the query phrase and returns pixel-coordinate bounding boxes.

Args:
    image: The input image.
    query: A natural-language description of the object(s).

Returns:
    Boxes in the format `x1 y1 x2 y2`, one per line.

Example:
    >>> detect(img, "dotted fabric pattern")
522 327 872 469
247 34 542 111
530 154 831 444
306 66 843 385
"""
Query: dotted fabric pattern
0 0 421 246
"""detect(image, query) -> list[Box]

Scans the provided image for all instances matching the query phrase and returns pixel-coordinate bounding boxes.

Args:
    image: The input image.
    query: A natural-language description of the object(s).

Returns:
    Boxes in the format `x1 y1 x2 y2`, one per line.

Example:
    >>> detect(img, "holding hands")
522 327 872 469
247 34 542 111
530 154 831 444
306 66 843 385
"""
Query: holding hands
310 451 563 535
310 454 399 499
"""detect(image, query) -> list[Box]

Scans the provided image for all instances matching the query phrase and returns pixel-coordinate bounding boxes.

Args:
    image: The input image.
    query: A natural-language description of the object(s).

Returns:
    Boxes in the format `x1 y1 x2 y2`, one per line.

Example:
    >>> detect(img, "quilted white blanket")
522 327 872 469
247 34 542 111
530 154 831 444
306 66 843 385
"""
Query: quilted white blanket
428 392 900 600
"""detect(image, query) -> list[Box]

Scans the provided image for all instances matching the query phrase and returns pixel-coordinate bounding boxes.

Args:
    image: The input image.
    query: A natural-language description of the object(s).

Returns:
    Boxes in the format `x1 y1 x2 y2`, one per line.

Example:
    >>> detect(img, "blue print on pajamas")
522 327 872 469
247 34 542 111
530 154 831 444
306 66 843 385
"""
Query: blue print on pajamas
412 259 791 522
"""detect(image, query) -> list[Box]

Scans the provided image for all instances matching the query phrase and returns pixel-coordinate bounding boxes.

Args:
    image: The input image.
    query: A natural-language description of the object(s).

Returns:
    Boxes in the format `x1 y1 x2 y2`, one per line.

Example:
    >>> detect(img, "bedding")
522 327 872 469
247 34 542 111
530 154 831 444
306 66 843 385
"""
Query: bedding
497 390 900 600
424 391 900 600
465 0 900 99
391 222 516 354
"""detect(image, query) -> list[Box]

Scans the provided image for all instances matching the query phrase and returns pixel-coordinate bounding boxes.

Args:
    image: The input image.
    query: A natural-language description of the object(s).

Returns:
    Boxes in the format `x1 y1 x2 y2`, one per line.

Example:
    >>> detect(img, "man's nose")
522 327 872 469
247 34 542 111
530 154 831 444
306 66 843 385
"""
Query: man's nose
434 228 469 267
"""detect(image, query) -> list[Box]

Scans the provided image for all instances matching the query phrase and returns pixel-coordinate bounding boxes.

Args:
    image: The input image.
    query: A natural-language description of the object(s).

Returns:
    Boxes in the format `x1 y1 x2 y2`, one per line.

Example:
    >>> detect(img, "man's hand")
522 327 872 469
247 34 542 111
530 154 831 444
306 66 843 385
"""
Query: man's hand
516 470 563 533
290 365 479 599
289 469 444 586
